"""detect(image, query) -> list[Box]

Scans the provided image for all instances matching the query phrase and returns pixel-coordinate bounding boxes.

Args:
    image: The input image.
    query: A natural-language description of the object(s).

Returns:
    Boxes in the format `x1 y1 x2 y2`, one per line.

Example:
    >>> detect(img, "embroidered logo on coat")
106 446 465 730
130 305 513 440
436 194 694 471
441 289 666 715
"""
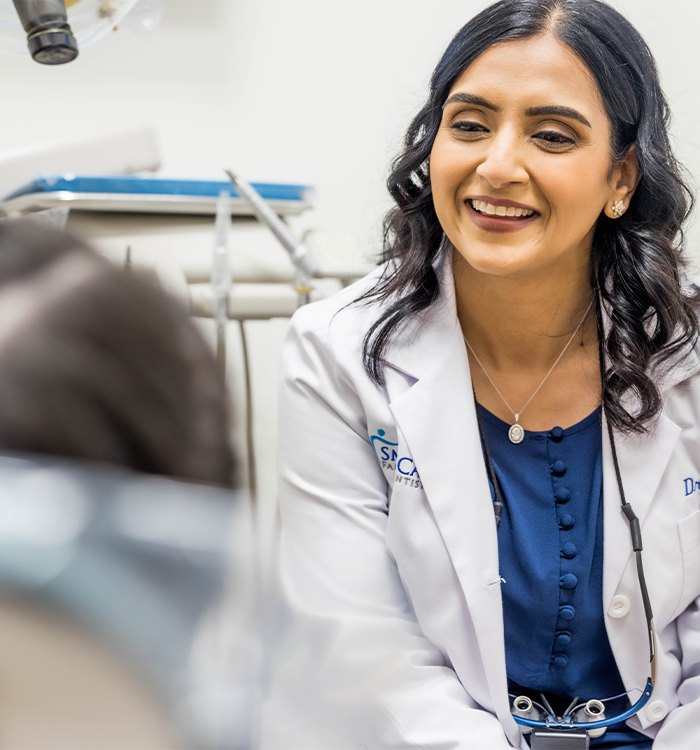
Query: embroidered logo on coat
370 429 423 489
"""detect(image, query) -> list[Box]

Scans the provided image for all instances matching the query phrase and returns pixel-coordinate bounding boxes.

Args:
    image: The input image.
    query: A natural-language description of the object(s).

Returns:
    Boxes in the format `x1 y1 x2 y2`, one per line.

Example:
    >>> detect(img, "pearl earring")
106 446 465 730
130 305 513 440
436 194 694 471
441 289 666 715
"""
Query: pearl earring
611 199 626 218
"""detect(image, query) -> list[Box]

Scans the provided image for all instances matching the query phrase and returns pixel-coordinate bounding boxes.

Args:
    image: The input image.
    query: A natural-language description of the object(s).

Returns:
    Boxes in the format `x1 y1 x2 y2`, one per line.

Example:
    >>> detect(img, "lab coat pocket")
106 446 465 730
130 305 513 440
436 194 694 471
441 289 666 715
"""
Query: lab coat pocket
678 508 700 553
673 509 700 618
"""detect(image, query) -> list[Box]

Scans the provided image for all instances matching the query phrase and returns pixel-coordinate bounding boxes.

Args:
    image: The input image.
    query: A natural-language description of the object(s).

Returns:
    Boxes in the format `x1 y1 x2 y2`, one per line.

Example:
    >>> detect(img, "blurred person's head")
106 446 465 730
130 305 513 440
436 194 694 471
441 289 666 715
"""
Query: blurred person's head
0 220 235 487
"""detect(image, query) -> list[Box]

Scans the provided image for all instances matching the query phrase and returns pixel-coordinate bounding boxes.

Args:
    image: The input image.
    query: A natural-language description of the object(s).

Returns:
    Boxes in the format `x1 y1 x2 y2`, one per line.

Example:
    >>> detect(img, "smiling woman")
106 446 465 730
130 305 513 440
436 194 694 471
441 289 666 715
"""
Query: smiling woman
430 36 634 284
263 2 700 749
428 33 641 430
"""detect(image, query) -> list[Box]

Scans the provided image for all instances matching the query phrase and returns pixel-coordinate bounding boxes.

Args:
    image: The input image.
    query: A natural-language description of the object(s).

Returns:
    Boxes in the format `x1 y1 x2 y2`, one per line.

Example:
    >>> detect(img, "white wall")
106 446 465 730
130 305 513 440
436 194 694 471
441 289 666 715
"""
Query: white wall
1 0 699 262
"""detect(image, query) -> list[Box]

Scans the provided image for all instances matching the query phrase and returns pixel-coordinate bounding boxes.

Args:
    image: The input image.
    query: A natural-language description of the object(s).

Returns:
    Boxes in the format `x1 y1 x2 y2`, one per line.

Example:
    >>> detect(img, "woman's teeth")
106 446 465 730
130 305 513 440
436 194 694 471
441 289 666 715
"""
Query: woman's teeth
470 199 535 218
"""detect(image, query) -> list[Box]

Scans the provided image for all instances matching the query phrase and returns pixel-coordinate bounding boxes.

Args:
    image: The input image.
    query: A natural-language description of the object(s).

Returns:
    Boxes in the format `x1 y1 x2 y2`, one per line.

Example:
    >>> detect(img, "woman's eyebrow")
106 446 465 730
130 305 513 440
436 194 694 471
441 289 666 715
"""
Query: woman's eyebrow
442 93 591 129
526 105 591 128
442 93 499 111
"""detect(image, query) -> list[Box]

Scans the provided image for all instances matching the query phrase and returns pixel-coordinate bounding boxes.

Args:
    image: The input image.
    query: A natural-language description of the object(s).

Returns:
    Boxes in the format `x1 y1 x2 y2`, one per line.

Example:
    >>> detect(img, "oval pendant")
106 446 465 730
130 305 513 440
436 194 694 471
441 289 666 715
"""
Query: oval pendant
508 423 525 444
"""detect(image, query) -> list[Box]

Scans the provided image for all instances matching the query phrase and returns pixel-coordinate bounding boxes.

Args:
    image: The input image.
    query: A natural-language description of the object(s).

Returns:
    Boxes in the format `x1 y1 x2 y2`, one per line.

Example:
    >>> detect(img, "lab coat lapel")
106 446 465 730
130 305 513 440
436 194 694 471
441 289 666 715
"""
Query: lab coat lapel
601 329 700 601
601 408 681 698
602 409 681 606
385 259 510 720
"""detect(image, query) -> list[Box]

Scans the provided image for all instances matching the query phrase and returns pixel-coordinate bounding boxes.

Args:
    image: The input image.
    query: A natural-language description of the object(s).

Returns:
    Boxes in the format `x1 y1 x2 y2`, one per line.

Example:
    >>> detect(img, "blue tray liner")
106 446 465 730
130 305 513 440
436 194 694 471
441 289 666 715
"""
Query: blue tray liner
3 175 311 202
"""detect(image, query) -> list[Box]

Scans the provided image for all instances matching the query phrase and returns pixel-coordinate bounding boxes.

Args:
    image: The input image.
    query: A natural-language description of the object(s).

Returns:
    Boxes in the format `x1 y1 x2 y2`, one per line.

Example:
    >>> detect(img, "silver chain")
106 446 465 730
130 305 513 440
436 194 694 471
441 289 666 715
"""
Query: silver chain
463 297 594 424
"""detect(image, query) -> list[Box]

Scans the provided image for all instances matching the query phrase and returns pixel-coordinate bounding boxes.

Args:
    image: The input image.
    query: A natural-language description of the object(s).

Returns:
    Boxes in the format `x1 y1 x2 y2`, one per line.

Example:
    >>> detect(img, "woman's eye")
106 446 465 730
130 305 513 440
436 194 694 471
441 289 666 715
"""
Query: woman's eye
449 120 488 136
533 130 576 149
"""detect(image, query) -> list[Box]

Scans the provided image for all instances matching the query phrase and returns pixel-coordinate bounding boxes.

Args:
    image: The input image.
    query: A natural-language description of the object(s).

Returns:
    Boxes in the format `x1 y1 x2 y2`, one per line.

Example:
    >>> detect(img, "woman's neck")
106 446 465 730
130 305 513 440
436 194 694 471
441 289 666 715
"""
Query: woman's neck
453 254 596 370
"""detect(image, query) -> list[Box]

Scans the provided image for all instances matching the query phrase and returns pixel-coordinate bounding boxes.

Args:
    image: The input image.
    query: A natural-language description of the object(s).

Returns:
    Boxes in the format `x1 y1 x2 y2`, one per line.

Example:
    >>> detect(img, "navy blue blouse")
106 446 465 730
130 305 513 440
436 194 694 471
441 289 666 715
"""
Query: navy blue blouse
477 404 652 749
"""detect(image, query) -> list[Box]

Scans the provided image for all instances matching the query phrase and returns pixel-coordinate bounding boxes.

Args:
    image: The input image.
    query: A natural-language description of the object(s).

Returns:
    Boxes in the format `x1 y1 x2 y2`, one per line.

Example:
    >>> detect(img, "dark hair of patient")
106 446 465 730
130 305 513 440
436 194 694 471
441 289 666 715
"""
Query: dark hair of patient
360 0 698 433
0 221 236 486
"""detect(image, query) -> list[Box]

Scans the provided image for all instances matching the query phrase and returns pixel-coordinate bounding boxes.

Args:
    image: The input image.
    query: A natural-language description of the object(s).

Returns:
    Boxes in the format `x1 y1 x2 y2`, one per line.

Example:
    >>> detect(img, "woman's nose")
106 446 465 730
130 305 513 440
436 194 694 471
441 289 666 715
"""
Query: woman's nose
475 133 529 189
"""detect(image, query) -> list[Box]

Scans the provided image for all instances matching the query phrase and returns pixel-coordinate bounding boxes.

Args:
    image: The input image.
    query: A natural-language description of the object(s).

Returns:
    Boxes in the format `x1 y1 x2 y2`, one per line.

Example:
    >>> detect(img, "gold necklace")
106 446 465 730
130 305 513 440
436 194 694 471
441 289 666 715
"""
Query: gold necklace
463 297 594 444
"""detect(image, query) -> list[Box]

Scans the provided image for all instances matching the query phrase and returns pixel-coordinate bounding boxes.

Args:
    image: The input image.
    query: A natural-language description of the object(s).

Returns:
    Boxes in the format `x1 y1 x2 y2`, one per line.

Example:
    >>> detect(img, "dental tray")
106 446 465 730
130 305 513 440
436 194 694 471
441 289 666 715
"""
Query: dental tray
0 175 314 217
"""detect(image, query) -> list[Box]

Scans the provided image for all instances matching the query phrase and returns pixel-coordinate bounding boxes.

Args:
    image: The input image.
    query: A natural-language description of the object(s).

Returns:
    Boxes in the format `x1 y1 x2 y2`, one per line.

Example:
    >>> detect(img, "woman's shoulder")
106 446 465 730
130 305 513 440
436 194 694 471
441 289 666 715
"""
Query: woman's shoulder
279 264 397 398
289 261 393 343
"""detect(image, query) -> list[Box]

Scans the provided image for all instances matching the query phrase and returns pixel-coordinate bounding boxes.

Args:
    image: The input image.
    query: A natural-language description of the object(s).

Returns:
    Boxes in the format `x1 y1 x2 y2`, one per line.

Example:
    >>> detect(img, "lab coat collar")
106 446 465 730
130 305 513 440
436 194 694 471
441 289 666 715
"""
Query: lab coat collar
378 253 461 383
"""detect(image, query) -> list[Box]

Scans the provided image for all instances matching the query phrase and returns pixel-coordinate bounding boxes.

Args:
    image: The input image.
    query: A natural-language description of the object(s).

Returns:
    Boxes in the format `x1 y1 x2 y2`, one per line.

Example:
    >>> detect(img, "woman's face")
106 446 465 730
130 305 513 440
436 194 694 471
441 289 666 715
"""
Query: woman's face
429 35 635 282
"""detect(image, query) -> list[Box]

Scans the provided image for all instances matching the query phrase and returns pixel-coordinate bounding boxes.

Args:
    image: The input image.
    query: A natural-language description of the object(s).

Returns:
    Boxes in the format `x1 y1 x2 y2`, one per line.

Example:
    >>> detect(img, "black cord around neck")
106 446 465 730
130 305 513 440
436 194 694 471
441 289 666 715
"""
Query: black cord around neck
595 305 655 643
473 395 504 526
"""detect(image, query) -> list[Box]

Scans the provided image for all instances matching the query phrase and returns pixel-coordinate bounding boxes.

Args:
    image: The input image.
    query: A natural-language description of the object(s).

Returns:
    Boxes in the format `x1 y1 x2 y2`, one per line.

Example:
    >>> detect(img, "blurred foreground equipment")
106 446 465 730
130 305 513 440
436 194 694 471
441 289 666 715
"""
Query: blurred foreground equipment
0 452 258 750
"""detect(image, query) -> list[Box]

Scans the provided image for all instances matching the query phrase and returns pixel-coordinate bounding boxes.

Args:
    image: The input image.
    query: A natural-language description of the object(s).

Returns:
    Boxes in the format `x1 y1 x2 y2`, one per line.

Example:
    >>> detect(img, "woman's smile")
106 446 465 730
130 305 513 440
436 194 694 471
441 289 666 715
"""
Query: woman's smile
465 196 540 233
429 34 627 280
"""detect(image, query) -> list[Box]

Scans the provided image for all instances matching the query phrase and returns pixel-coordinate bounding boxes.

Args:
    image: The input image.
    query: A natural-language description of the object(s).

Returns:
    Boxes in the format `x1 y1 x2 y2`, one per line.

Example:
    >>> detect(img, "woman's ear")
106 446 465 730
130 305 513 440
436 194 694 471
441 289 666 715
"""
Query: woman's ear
604 145 640 219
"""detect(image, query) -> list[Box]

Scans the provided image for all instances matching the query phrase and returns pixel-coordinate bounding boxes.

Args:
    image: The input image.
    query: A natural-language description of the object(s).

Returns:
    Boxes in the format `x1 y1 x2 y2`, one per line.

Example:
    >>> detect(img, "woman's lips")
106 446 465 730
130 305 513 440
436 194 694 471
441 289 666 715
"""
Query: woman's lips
465 199 540 233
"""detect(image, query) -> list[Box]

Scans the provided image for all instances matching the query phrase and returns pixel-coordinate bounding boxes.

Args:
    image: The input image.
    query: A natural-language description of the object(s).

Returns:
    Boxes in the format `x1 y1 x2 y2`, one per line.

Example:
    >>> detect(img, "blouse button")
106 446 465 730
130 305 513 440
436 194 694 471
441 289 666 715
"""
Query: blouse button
608 595 631 618
645 701 668 722
561 542 578 559
551 460 567 477
559 605 576 621
549 426 565 442
554 487 571 504
559 514 575 530
552 654 569 668
560 573 578 590
555 632 572 649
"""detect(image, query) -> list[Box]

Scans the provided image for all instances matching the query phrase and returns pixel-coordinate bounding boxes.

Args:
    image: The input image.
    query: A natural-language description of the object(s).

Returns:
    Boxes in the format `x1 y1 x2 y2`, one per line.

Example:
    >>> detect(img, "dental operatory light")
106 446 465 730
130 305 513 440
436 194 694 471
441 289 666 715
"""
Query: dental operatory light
0 0 163 64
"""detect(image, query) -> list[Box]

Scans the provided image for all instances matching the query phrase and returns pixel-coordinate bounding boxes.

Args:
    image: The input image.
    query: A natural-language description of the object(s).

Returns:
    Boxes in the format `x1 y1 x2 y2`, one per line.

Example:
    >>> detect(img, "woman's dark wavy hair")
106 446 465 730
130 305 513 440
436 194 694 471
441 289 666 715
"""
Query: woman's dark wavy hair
359 0 698 433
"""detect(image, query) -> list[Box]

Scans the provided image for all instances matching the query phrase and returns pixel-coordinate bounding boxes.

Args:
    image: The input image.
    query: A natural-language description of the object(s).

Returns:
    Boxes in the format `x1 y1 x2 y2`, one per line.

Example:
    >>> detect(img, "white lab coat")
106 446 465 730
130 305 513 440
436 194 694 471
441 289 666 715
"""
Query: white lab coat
262 254 700 750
